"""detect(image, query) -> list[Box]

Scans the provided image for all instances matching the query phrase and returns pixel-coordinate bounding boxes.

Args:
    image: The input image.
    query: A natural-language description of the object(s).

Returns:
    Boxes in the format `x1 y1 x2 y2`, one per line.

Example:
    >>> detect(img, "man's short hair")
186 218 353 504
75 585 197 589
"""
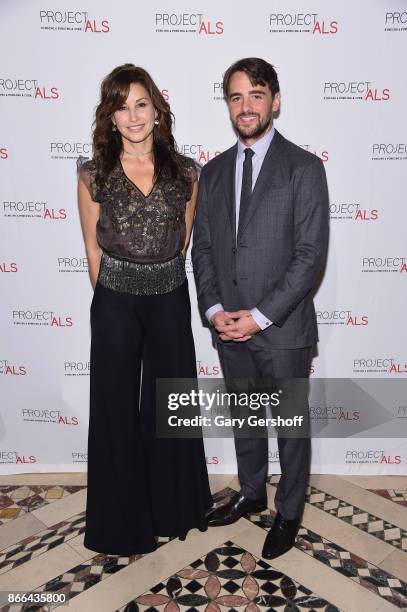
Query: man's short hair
223 57 280 98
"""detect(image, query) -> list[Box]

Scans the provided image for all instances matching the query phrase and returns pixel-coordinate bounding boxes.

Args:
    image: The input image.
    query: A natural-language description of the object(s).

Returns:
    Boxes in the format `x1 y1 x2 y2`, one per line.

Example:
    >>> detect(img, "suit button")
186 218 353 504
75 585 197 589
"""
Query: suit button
232 247 237 254
232 279 237 285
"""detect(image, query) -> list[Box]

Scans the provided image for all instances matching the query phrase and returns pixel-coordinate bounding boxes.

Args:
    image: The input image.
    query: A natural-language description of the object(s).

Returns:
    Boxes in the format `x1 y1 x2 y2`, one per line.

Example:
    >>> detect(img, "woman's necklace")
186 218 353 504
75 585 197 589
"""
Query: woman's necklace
123 149 152 157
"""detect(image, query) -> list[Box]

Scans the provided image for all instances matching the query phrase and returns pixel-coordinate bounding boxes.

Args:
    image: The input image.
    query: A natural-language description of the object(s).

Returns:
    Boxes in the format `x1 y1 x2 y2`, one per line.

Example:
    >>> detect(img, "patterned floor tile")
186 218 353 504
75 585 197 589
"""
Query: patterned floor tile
0 512 86 575
0 506 22 521
120 540 340 611
1 480 405 611
0 554 142 612
9 486 34 501
0 535 175 611
266 476 407 552
214 484 407 608
368 489 407 508
302 484 407 552
0 486 86 525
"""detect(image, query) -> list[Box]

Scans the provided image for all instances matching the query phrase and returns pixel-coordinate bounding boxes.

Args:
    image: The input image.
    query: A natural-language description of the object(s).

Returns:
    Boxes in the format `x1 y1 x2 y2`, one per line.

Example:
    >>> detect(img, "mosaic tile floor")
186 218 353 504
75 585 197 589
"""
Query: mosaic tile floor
213 486 407 609
266 477 407 551
0 485 86 525
305 485 406 551
369 489 407 508
120 541 340 611
0 474 406 612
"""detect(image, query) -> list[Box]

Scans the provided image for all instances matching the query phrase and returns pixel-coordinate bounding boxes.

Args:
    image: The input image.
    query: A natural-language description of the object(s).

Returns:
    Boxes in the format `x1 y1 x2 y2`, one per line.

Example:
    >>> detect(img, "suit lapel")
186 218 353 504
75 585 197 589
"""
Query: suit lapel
221 144 238 242
237 130 285 241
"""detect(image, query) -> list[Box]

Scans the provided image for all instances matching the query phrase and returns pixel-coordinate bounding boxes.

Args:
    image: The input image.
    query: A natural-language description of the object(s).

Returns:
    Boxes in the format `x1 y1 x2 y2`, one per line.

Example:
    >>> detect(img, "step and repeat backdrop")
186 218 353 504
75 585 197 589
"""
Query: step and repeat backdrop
1 0 406 474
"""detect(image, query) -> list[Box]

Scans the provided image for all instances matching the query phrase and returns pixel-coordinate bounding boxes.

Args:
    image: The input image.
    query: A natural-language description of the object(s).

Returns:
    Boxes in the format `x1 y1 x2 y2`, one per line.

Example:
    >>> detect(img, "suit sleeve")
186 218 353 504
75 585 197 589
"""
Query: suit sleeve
256 157 329 327
191 168 222 316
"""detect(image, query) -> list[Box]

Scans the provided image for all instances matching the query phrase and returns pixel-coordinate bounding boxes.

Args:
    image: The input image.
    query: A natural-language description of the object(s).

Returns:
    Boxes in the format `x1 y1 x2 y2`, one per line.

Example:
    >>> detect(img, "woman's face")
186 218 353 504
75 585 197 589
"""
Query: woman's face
112 82 157 145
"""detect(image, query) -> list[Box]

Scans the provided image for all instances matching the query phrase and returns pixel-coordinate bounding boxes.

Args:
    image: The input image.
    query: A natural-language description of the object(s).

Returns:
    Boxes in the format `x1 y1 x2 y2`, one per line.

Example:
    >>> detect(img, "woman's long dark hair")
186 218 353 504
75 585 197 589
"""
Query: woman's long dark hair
92 64 186 186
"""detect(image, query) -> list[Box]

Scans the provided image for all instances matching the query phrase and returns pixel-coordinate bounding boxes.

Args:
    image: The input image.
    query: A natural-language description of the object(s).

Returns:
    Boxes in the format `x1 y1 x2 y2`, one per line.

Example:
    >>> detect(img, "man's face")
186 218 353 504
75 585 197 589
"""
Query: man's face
226 71 280 144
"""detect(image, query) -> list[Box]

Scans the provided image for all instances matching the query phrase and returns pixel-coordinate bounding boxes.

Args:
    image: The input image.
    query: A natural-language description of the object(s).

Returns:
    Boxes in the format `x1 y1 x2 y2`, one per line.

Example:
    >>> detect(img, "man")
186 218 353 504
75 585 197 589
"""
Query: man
192 58 329 559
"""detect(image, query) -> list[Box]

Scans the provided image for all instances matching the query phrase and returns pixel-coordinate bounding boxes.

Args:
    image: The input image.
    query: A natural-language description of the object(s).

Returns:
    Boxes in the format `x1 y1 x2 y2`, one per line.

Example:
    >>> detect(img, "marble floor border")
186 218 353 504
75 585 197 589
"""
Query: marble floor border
269 477 407 552
309 475 407 530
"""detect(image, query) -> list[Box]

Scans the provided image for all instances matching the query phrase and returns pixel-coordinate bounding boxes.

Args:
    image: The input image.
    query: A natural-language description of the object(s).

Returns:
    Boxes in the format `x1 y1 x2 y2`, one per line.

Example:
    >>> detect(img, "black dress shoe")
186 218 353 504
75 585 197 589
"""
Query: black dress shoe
262 512 301 559
207 492 267 527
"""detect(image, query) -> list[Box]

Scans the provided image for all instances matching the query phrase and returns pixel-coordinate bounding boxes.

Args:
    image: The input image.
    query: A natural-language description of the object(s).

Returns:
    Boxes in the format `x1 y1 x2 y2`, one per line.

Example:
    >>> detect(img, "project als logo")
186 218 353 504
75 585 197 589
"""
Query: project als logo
345 449 401 465
268 12 338 35
72 452 87 463
316 309 369 327
371 143 407 161
0 261 18 272
268 450 280 464
389 361 407 375
0 451 37 465
155 13 223 35
212 81 224 101
311 406 360 422
2 200 66 220
196 361 221 377
11 310 73 328
39 10 110 33
50 141 92 160
58 257 88 273
206 455 220 465
323 81 390 102
361 256 407 273
21 409 79 425
330 202 378 222
352 357 407 375
0 359 27 376
0 78 59 100
299 144 328 163
64 361 90 376
177 144 221 165
384 10 407 32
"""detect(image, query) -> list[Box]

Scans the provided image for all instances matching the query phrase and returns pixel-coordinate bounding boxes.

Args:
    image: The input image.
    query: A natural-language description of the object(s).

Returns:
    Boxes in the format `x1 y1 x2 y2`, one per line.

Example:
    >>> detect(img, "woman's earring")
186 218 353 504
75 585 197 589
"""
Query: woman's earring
154 118 159 125
112 123 117 131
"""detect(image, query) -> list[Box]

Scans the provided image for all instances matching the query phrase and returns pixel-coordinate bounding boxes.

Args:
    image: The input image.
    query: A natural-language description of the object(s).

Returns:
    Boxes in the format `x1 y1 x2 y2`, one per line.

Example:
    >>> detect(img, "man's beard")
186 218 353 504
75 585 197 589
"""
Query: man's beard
233 114 272 140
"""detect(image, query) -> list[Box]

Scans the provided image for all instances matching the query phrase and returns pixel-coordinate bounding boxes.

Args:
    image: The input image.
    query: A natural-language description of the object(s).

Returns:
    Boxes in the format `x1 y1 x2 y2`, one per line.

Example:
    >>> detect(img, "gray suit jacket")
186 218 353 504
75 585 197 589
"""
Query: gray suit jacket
191 130 329 349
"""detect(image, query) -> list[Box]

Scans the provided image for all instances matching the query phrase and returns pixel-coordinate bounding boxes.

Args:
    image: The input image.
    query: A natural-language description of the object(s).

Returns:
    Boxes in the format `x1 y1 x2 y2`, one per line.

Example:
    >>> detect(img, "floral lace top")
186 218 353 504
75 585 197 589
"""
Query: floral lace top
80 157 197 264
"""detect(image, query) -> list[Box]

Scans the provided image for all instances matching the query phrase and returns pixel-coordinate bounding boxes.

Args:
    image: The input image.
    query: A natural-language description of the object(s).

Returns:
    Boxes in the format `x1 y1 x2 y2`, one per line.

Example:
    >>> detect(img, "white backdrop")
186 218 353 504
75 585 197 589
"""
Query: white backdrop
1 0 406 474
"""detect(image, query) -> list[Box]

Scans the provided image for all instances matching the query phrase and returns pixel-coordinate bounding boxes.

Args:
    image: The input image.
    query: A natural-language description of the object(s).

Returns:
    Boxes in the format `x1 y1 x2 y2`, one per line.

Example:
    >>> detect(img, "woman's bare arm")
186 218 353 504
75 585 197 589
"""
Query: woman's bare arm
78 176 102 289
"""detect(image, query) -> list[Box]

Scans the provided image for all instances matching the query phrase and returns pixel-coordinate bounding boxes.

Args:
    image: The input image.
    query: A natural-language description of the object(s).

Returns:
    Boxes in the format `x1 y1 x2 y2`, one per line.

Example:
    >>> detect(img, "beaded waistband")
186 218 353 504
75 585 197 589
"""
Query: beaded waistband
98 252 186 295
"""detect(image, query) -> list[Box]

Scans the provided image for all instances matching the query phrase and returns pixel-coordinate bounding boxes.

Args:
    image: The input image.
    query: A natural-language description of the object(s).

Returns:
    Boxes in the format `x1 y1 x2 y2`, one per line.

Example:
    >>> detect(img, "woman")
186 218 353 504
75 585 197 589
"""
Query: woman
78 63 212 555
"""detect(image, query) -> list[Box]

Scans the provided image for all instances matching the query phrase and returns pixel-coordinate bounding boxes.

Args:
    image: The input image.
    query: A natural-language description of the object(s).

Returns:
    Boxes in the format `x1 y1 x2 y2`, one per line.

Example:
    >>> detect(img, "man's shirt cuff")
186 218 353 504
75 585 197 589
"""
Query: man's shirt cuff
205 304 224 323
205 303 224 324
251 307 273 330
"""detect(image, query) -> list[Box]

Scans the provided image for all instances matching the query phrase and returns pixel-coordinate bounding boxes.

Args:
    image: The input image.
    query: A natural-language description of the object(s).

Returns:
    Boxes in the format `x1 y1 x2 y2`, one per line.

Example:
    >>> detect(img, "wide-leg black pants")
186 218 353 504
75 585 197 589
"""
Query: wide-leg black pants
84 279 212 555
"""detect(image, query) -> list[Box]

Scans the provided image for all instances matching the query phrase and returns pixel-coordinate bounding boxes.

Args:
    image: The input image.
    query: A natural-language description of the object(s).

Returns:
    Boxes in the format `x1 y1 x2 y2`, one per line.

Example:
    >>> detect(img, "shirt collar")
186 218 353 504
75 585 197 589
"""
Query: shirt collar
237 126 275 160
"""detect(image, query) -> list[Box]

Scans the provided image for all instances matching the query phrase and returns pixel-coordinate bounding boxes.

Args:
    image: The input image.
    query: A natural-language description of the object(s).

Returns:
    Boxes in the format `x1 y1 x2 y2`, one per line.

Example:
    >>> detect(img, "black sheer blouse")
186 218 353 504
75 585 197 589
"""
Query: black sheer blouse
80 157 197 264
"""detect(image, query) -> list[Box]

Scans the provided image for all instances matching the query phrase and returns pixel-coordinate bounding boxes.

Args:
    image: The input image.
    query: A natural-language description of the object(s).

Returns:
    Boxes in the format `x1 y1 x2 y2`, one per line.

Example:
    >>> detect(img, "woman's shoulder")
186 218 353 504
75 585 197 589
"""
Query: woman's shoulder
177 154 201 182
77 158 100 200
78 157 97 178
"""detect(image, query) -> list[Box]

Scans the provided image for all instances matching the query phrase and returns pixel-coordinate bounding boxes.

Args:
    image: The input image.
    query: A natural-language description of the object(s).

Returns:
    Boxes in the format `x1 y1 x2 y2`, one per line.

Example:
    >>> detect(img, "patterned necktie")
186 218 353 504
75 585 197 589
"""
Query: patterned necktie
238 147 254 237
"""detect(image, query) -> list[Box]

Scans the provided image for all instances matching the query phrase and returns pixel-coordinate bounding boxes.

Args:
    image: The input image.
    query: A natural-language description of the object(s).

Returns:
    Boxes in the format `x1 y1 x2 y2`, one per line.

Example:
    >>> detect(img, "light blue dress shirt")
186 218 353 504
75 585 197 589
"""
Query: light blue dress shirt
206 127 275 331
